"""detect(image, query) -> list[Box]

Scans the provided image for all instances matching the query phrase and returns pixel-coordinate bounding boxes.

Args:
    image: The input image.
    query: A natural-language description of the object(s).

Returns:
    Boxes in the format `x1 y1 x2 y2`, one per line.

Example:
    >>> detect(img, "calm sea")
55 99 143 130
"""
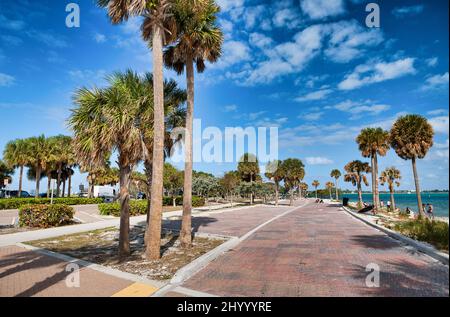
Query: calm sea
342 192 449 217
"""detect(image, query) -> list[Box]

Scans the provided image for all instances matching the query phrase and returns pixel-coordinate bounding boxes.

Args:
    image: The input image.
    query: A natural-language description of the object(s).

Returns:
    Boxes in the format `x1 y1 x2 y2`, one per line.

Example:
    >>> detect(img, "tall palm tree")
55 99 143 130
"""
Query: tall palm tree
164 0 223 248
344 160 370 208
356 127 390 212
49 135 73 197
379 167 401 212
97 0 177 260
330 169 341 200
237 153 260 205
265 160 284 206
312 180 320 198
70 74 144 259
325 181 334 200
390 115 434 217
281 159 305 206
300 182 308 198
27 135 53 197
3 139 29 197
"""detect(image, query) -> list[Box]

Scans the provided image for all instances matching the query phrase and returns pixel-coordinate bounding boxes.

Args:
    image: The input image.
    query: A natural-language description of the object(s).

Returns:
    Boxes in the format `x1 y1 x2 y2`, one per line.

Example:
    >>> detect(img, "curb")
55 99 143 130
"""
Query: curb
341 206 449 266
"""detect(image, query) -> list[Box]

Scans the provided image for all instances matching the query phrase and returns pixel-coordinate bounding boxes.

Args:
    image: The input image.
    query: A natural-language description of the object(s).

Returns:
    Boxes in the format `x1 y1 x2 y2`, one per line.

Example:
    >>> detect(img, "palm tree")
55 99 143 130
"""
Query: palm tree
379 167 401 212
312 180 320 198
0 160 13 189
97 0 177 260
27 135 53 197
330 169 341 200
265 160 284 206
49 135 73 197
281 159 305 206
325 181 334 200
3 139 29 197
344 160 370 208
356 127 390 212
300 182 308 198
390 115 434 217
70 74 144 259
164 0 223 248
237 153 260 205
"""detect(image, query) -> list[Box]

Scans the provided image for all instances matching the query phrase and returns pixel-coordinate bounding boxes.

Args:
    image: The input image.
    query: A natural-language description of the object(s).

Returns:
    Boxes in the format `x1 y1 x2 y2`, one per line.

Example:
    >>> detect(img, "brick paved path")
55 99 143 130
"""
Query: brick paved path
180 201 449 297
0 245 133 297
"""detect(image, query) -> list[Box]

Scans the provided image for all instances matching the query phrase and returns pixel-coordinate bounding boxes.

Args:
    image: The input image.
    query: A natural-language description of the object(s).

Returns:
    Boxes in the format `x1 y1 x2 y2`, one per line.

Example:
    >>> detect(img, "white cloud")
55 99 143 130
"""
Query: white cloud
94 33 106 43
224 104 237 112
0 72 15 86
328 100 390 119
249 33 273 50
421 72 449 91
429 116 449 135
338 58 416 90
217 0 244 12
306 157 334 165
295 89 332 102
324 20 383 63
214 40 251 69
273 8 300 29
427 109 448 116
26 30 68 48
392 5 424 18
425 57 438 67
302 112 324 121
0 14 25 31
300 0 346 20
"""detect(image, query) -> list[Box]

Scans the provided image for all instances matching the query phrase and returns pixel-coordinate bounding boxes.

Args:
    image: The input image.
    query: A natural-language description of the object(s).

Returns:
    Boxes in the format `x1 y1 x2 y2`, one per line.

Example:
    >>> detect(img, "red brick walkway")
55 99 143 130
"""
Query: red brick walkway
180 201 449 297
0 245 133 297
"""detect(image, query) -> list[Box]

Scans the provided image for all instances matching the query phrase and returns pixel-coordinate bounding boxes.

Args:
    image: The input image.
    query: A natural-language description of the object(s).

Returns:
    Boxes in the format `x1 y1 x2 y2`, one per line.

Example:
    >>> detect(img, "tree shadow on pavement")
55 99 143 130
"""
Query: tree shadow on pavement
348 260 449 297
161 216 218 234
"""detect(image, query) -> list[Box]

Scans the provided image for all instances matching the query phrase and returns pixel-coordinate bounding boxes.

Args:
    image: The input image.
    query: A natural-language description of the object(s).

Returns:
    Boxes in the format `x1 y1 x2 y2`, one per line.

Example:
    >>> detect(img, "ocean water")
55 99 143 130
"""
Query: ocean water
342 193 449 217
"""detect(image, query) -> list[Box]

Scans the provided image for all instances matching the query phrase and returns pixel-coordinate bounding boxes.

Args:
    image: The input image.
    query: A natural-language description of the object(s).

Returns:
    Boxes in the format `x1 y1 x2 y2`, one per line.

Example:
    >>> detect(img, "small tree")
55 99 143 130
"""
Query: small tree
163 163 184 207
312 180 320 199
330 169 341 200
379 167 401 212
326 181 334 200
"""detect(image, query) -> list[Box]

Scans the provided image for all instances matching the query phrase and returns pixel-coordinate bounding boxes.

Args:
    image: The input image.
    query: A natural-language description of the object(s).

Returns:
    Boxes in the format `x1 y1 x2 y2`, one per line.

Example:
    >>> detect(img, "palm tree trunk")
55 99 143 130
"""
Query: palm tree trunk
250 174 254 205
118 162 131 259
57 163 62 197
68 173 72 197
374 154 380 210
62 179 66 198
18 165 23 197
389 186 395 212
412 157 425 217
35 165 41 198
370 155 377 212
357 180 363 208
335 179 339 200
315 188 318 199
180 55 195 248
145 26 165 260
329 188 332 200
47 173 51 198
289 188 293 206
144 159 152 232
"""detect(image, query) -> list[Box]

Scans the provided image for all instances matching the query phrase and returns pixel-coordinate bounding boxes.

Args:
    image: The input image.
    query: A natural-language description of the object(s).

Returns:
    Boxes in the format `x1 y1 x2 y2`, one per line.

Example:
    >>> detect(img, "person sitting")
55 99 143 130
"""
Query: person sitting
405 207 412 215
427 204 434 220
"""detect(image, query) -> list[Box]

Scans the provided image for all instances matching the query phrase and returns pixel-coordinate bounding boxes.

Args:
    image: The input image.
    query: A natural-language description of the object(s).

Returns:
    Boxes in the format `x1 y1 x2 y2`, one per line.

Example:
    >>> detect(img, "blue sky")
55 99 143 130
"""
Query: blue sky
0 0 448 193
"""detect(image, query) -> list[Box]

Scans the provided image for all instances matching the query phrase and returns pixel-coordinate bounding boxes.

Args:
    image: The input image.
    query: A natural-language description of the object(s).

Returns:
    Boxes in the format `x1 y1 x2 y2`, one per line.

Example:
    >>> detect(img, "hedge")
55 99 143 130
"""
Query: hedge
19 204 74 228
0 197 103 210
99 196 205 217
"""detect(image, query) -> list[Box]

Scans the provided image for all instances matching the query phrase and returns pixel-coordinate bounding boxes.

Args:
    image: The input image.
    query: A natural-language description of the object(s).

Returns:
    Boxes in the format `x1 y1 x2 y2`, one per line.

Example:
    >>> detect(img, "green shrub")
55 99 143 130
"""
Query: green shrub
98 196 205 216
19 204 74 228
0 197 103 210
394 218 449 251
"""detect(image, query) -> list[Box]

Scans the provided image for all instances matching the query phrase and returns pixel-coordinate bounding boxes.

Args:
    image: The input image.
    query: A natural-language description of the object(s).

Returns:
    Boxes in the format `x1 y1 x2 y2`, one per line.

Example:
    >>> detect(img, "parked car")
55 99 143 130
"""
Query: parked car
136 192 146 200
0 190 32 198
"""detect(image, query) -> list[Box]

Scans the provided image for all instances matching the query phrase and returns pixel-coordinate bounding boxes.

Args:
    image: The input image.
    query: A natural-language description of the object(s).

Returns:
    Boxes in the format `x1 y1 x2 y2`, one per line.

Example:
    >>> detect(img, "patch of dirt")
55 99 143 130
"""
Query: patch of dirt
0 225 41 235
27 226 226 281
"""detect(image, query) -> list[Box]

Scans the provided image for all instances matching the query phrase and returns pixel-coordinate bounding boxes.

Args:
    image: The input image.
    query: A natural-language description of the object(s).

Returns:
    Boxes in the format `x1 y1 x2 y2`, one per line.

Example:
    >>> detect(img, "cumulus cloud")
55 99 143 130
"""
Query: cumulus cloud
300 0 346 20
429 116 449 135
0 72 15 86
295 89 332 102
421 72 449 91
214 40 251 69
224 104 237 112
328 100 390 119
306 157 334 165
392 5 424 18
338 58 416 90
0 14 25 31
94 33 106 43
425 57 438 67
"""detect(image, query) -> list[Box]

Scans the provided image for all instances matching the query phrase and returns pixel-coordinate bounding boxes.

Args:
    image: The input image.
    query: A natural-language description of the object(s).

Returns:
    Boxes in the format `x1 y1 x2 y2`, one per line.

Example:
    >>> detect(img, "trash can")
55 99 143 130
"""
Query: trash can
343 197 349 206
